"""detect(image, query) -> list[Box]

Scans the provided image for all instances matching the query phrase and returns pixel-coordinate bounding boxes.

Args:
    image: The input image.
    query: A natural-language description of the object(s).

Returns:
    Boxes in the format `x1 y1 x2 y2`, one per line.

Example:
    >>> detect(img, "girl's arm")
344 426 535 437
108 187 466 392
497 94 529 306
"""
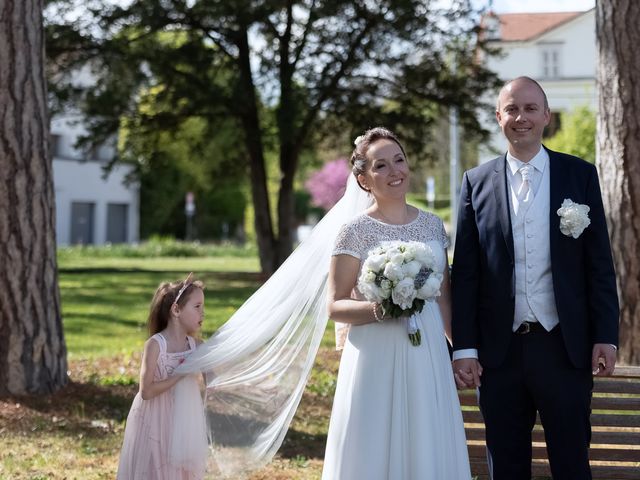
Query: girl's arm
437 251 453 343
139 338 184 400
327 254 379 325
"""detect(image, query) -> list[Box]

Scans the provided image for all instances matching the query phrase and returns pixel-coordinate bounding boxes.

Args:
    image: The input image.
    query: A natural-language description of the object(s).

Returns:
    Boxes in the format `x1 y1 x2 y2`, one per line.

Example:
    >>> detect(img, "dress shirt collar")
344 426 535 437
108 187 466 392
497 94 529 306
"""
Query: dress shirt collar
506 145 549 176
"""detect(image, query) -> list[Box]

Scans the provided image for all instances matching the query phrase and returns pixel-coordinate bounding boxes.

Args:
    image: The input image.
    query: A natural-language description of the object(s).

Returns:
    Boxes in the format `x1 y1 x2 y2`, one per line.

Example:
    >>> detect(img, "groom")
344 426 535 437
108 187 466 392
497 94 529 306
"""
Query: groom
451 76 619 480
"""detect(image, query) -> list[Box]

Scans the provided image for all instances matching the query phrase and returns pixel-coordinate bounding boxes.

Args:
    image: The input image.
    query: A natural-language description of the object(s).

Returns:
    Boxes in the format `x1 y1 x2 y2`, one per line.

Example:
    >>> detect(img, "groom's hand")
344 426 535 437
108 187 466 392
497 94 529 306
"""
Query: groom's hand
592 343 617 376
453 358 483 389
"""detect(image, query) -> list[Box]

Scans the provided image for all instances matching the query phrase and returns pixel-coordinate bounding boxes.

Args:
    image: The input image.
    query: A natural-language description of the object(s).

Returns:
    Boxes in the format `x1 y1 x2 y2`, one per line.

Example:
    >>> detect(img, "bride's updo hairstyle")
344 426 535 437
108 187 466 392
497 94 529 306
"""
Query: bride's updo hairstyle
350 127 408 192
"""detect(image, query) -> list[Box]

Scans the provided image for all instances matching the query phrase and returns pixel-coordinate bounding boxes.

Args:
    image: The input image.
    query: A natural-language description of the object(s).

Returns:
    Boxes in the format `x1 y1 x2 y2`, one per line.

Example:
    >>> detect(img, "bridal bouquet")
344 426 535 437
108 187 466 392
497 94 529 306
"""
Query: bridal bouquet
357 241 443 346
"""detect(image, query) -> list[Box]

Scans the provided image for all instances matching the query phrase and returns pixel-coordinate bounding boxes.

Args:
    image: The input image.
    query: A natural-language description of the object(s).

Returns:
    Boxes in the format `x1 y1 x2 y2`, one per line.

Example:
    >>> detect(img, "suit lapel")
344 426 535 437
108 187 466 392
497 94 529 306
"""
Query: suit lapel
548 148 565 261
492 155 514 263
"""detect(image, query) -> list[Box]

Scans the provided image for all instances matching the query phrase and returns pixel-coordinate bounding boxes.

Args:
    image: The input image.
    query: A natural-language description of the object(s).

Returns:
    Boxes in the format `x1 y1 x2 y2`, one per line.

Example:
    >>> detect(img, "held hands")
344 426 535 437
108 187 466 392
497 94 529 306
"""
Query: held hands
453 358 483 389
592 343 617 376
451 345 615 387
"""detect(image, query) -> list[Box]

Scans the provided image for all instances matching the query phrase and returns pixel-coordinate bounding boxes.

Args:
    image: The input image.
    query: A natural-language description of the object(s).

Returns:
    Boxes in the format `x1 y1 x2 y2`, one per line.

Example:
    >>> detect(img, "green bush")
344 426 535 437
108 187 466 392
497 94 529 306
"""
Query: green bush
545 105 596 163
57 237 257 260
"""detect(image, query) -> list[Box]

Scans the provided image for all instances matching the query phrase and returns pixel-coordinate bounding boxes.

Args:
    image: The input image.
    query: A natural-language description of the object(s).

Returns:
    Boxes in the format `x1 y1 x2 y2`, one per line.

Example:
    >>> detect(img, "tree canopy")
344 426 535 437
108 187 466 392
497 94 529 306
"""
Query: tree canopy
45 0 500 273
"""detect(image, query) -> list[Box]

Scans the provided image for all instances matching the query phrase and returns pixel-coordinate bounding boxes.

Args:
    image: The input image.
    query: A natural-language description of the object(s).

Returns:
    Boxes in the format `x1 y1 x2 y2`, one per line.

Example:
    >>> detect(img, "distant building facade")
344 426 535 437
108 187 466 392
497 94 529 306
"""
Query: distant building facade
51 114 139 246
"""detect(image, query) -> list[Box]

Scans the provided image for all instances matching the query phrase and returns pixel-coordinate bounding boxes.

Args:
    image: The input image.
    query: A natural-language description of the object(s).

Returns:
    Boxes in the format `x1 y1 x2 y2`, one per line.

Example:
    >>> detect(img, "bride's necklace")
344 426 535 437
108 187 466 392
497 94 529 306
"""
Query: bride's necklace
376 205 410 225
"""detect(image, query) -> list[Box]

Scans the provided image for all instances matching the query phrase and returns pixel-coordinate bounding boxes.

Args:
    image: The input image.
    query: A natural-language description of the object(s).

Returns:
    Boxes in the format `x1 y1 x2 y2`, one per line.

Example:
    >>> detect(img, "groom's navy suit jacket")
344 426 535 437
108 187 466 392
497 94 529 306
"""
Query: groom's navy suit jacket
452 147 619 369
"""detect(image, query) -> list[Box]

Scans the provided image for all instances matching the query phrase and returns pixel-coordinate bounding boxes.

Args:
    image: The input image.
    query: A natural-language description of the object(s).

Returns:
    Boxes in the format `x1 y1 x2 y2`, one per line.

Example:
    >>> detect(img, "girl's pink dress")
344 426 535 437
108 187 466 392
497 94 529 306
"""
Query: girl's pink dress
117 333 206 480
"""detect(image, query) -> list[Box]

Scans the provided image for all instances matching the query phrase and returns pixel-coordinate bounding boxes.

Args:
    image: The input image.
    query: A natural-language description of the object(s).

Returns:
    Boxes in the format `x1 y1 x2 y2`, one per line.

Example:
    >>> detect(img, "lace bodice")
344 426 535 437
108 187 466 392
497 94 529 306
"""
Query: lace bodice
333 210 450 261
331 210 450 350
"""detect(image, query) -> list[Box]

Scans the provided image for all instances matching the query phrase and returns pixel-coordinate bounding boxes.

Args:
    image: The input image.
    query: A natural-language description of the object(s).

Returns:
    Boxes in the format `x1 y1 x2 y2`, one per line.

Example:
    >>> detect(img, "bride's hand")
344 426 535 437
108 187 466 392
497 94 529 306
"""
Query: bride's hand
452 358 482 389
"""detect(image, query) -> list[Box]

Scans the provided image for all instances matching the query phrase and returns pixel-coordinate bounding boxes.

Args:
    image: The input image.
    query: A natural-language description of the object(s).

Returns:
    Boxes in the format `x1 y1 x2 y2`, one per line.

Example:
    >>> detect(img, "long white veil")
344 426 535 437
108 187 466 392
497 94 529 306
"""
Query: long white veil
172 175 371 477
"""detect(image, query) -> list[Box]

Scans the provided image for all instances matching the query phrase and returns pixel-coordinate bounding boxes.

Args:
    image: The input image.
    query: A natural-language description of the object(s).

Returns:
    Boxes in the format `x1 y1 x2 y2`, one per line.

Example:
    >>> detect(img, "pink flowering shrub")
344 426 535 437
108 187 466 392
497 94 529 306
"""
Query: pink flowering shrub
305 158 350 211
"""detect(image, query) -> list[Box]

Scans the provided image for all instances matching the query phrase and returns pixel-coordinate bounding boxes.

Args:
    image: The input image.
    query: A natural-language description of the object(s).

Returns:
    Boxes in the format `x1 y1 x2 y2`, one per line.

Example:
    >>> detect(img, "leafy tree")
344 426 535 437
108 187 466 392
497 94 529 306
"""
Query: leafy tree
545 105 596 163
120 105 247 240
45 0 500 274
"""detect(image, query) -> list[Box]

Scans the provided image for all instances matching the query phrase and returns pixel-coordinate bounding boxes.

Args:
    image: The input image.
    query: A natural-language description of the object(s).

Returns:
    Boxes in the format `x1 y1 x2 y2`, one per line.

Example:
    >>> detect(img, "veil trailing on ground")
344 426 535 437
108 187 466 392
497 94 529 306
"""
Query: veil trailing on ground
171 176 371 477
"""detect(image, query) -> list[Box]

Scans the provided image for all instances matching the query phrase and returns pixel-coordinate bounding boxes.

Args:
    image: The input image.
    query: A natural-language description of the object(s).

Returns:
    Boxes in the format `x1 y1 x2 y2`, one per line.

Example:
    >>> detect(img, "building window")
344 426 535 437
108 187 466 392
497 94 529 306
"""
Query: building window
106 203 129 243
540 44 562 79
50 134 62 158
70 202 95 245
88 137 116 163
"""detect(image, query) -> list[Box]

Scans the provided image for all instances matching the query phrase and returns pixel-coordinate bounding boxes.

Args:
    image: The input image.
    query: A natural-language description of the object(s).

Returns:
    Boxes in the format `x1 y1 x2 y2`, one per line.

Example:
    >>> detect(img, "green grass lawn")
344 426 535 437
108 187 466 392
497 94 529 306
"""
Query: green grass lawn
0 252 336 479
1 250 489 480
60 257 262 357
59 254 340 358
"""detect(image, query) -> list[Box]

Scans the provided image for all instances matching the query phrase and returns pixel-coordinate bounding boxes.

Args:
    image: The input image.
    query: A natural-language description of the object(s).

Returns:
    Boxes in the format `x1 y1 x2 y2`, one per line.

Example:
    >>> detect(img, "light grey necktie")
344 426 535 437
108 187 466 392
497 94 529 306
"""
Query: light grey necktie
517 164 533 206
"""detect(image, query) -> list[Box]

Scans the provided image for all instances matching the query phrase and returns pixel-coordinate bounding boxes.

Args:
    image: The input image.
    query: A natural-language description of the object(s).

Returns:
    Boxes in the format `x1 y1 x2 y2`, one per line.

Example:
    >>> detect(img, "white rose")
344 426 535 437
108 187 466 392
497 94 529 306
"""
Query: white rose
365 253 387 272
403 243 418 261
410 242 426 259
384 262 405 282
388 252 405 267
382 243 397 254
402 260 422 278
360 282 385 303
392 277 416 310
362 271 376 284
417 275 442 300
414 245 435 266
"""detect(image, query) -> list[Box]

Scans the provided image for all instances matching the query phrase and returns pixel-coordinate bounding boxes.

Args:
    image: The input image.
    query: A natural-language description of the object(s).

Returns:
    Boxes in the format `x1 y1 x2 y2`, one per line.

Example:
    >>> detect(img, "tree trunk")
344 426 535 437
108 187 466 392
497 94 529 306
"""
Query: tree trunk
276 145 297 268
596 0 640 365
236 17 302 275
275 17 297 272
0 0 67 394
235 26 278 275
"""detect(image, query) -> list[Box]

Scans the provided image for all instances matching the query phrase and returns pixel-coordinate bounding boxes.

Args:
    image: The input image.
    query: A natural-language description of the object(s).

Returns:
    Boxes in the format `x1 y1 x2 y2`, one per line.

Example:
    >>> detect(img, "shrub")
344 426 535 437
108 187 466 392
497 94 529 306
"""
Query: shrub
57 237 257 259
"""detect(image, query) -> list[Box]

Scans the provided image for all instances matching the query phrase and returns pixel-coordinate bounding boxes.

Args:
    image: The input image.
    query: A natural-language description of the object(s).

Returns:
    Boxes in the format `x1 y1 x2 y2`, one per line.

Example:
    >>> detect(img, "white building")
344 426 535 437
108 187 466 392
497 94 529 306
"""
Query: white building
478 8 596 163
51 114 139 245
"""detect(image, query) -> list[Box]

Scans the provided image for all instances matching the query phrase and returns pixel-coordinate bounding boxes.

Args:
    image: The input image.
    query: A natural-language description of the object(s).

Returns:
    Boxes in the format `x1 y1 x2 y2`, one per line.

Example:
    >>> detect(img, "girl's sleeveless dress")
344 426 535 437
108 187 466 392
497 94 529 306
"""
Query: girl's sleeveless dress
117 333 206 480
322 211 471 480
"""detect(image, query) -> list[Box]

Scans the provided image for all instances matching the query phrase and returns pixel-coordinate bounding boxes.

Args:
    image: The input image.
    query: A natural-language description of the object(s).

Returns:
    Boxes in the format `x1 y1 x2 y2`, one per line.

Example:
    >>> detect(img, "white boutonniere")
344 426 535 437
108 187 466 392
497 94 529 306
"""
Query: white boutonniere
557 199 590 238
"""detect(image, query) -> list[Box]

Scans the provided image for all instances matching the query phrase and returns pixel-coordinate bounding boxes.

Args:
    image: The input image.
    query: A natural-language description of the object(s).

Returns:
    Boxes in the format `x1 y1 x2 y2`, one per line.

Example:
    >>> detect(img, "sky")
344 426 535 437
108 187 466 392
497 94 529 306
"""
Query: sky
477 0 595 13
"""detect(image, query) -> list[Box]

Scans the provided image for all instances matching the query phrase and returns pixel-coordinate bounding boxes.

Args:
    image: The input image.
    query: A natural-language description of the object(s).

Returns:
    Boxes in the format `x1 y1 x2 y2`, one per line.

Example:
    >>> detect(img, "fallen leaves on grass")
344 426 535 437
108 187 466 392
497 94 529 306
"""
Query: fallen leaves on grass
0 348 340 479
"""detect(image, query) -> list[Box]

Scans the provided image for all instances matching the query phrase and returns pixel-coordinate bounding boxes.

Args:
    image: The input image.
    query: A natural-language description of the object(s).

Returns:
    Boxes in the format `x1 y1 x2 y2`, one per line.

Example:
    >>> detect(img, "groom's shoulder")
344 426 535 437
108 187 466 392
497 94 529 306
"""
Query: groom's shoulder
464 156 502 180
546 147 595 172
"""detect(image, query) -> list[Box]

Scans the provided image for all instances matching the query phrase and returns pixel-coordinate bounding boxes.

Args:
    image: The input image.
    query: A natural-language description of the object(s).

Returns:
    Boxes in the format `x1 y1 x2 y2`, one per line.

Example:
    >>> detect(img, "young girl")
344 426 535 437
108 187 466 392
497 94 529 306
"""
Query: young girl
117 273 208 480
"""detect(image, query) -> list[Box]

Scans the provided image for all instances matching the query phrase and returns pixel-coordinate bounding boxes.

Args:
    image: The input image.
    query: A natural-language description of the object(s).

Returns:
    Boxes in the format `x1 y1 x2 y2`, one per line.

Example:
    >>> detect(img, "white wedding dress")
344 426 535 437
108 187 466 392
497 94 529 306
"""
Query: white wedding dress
322 210 471 480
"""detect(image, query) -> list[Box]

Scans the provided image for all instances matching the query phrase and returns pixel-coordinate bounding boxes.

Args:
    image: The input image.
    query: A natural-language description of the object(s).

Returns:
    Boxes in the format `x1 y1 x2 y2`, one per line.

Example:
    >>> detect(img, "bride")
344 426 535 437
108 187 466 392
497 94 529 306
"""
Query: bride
322 127 470 479
170 127 470 479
